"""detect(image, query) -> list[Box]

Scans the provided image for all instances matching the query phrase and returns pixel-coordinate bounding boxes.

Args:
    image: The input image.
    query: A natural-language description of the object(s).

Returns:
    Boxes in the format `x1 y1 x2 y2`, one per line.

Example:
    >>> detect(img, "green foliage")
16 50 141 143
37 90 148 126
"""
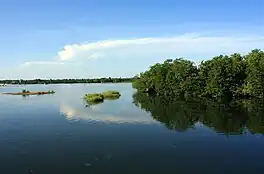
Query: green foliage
199 53 246 100
243 49 264 98
84 90 121 105
133 58 200 99
102 90 121 99
84 93 104 104
132 49 264 101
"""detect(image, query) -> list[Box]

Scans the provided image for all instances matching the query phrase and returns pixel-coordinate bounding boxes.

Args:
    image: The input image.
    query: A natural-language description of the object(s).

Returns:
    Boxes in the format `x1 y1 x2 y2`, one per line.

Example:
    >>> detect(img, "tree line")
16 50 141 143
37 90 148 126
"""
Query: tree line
132 49 264 101
0 77 135 85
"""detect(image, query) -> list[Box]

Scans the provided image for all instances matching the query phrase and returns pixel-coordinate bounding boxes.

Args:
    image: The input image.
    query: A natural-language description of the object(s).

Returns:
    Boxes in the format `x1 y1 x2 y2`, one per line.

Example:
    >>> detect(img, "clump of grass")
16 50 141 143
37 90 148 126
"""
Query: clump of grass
102 90 121 99
84 90 121 106
84 93 104 103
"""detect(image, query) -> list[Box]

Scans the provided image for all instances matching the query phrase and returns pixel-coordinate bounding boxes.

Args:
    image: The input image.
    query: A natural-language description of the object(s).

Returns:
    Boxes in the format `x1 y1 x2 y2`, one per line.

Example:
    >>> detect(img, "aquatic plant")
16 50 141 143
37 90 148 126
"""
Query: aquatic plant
84 93 104 103
102 90 121 99
84 90 121 105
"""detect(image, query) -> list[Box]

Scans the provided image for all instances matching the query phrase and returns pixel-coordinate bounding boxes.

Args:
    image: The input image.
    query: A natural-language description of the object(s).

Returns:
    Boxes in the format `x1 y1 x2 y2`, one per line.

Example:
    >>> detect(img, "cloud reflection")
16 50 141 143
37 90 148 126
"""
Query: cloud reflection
53 84 157 124
60 102 157 124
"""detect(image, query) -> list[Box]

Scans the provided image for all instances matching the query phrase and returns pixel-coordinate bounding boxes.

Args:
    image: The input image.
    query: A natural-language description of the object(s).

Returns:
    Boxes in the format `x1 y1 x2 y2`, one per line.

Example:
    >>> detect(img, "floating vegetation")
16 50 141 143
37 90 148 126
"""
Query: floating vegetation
84 93 104 104
102 90 121 99
84 90 121 105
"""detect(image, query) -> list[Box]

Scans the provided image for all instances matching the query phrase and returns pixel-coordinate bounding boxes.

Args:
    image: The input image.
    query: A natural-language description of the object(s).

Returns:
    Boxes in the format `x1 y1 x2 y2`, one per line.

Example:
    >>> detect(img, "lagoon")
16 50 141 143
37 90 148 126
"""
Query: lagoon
0 83 264 174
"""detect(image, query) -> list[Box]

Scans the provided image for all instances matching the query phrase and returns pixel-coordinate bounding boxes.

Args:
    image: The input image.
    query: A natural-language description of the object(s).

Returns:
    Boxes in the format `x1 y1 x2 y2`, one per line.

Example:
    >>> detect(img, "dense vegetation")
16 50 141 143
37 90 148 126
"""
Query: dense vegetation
0 77 134 85
133 92 264 134
132 49 264 101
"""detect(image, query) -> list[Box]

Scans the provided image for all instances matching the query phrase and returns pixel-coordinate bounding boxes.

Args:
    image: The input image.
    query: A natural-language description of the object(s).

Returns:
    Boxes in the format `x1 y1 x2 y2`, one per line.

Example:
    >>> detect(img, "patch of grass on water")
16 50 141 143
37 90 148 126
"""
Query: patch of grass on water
84 90 121 106
102 90 121 99
84 93 104 104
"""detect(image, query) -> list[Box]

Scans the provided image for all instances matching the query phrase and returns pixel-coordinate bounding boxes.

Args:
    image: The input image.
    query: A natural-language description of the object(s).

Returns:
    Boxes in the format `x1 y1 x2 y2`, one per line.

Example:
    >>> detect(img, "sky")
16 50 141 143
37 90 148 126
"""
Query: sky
0 0 264 79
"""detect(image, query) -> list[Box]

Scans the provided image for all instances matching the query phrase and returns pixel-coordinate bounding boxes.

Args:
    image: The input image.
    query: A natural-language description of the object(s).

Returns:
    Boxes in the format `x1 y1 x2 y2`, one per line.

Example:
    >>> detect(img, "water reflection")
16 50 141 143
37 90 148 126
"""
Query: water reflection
2 84 264 174
58 85 157 124
132 92 264 134
60 104 157 124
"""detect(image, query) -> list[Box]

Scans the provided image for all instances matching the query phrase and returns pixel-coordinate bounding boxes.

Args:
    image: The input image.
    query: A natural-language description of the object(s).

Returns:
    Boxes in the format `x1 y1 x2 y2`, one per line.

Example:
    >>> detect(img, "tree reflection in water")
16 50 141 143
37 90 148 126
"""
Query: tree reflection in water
132 92 264 135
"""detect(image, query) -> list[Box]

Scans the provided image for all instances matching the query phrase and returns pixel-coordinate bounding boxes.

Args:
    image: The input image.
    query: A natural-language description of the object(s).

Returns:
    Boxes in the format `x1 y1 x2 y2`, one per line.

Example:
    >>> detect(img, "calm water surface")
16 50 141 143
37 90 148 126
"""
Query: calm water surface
0 83 264 174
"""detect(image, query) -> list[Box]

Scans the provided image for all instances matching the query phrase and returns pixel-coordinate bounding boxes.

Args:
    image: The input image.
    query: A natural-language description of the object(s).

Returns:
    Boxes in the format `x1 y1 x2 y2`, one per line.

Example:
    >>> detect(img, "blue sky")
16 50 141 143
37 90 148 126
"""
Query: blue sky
0 0 264 79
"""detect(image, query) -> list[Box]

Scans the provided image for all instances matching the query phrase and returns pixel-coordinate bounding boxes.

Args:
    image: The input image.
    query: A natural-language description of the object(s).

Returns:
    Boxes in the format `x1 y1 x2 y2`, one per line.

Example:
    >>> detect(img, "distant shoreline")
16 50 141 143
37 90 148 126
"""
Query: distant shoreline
0 82 133 86
0 77 136 85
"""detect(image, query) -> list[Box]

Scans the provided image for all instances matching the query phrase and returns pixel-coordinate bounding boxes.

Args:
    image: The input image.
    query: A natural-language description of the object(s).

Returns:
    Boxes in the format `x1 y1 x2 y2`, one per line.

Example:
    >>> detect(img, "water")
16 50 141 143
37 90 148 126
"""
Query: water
0 83 264 174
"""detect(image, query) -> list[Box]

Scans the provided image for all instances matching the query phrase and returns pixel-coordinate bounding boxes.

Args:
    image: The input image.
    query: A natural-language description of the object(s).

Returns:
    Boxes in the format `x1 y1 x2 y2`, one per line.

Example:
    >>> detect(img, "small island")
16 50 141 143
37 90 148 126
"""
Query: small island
84 90 121 105
2 89 56 96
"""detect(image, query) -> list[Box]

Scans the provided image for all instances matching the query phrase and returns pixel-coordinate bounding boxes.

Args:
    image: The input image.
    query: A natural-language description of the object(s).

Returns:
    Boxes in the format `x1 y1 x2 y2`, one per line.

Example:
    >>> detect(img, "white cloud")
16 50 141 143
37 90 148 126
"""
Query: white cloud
20 61 64 67
55 33 264 62
87 53 103 59
1 33 264 79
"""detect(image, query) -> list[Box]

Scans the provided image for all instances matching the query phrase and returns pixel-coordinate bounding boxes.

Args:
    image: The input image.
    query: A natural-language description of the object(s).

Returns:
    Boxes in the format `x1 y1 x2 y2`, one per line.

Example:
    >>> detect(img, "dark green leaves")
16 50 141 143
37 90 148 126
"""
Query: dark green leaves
132 49 264 101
